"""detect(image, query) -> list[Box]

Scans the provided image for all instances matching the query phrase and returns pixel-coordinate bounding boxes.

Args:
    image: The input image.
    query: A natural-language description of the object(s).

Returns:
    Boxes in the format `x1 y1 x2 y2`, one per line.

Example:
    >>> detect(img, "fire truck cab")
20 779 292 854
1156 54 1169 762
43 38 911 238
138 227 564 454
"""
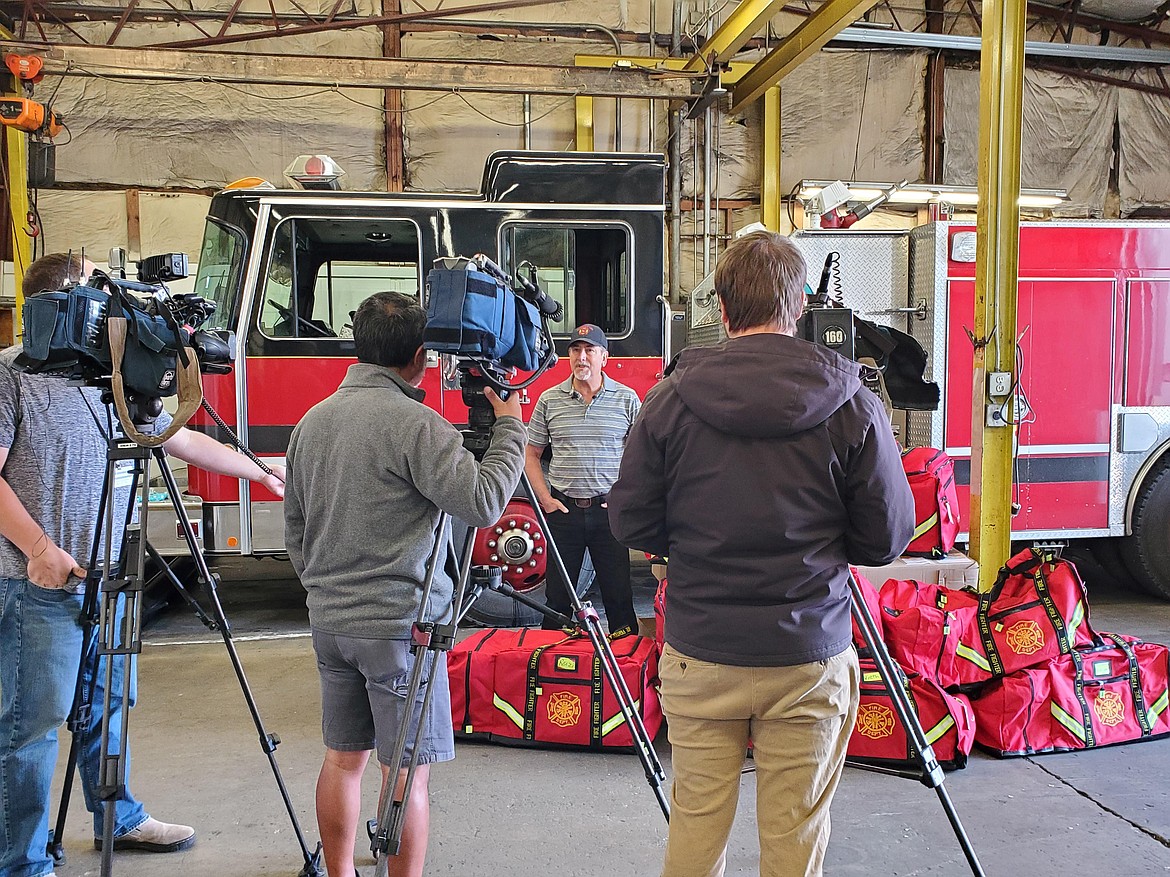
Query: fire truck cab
166 151 670 624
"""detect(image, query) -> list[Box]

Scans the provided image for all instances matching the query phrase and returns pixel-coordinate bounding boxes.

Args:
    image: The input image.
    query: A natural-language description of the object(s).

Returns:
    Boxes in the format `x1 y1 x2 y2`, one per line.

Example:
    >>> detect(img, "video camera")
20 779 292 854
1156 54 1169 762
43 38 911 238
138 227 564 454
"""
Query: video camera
16 255 235 402
423 253 561 450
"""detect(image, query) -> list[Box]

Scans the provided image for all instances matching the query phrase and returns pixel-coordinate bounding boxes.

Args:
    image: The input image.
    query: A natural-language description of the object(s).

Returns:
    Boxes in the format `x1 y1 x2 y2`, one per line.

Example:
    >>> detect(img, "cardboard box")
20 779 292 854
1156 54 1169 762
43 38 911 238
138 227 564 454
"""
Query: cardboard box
855 550 979 590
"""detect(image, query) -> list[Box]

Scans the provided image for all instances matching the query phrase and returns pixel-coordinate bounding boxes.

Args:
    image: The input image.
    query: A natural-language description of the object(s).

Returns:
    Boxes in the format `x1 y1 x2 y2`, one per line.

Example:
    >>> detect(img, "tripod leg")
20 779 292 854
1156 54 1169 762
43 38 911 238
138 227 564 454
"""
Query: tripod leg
512 472 671 821
847 572 986 877
50 466 116 866
95 453 149 877
151 449 324 877
372 514 460 871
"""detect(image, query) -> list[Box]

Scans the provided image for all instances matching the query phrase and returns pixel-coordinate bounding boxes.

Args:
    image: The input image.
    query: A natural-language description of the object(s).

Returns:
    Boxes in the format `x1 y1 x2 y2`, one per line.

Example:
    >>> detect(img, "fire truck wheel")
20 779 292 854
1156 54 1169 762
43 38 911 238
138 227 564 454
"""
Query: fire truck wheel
462 554 595 628
1084 538 1145 593
1120 460 1170 601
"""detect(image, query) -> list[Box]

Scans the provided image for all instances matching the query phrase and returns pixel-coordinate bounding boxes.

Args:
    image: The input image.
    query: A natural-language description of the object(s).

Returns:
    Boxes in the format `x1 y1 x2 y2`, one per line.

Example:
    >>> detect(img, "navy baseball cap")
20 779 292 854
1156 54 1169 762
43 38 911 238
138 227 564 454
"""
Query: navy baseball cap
570 323 608 350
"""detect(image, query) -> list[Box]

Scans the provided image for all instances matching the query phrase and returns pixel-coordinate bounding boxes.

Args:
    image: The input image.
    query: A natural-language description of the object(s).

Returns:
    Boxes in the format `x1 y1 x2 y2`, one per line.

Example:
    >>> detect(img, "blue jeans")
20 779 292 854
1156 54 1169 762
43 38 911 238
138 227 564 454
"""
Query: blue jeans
0 577 147 877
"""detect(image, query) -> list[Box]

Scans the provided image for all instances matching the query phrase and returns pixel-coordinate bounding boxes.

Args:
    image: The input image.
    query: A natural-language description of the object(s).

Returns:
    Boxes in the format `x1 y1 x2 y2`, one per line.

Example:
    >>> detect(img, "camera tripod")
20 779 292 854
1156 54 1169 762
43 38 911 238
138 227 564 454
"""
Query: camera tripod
843 570 986 876
49 405 324 877
368 426 669 877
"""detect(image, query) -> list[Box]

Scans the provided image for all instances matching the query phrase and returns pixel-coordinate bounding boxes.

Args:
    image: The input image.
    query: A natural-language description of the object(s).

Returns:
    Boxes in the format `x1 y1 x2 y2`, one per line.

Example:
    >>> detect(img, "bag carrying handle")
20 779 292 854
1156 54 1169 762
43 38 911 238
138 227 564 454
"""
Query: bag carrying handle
990 547 1046 597
1104 634 1153 737
107 315 202 446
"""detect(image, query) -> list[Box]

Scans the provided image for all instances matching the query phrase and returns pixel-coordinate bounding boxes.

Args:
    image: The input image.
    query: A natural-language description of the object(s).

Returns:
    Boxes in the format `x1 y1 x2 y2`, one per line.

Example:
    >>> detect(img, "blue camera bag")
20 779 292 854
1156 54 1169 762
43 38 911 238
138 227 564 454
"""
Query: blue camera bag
425 264 518 361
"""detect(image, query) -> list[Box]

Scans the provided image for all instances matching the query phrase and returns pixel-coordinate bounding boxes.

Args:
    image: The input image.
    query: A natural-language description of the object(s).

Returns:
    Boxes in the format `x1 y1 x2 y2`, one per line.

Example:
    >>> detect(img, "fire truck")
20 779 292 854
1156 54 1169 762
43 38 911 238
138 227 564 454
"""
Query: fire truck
165 150 1170 614
793 223 1170 600
165 151 672 625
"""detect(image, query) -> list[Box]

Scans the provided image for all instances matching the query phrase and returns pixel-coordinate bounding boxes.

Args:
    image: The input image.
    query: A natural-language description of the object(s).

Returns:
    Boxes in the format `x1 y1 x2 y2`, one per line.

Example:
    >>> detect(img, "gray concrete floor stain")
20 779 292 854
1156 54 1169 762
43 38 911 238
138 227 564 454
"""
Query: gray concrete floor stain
47 554 1170 876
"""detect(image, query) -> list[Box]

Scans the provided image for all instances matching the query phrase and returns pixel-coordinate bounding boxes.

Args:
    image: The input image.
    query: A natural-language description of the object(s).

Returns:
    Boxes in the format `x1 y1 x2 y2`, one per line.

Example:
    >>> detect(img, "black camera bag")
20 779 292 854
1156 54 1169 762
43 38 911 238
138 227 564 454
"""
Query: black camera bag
21 283 188 397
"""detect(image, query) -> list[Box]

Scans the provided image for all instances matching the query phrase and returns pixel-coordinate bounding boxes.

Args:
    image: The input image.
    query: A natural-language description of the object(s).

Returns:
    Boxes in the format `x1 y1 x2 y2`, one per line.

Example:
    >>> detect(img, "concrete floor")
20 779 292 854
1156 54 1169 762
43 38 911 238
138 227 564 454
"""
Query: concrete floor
48 556 1170 877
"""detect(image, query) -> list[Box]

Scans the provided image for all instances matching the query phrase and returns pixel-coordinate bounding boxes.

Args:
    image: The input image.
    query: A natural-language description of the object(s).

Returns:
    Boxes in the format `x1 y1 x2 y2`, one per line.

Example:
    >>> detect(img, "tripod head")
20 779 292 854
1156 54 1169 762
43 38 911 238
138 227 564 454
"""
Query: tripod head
94 382 164 428
457 360 514 458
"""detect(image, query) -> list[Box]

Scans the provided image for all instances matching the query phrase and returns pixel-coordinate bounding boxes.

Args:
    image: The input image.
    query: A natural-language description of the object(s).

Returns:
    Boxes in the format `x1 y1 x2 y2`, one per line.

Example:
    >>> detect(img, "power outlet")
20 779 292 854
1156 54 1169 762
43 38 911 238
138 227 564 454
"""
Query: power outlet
986 403 1008 427
988 371 1012 397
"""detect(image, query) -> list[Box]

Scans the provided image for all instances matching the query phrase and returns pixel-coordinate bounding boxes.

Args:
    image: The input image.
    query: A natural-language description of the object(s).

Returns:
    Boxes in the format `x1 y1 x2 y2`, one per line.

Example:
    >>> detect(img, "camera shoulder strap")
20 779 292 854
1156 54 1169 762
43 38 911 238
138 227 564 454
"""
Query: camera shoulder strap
107 315 202 446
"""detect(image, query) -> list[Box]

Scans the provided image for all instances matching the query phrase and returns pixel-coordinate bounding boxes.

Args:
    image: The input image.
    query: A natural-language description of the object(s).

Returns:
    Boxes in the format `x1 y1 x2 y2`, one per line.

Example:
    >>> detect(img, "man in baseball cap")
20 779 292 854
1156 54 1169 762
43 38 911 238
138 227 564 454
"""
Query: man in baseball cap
525 323 640 637
571 323 608 350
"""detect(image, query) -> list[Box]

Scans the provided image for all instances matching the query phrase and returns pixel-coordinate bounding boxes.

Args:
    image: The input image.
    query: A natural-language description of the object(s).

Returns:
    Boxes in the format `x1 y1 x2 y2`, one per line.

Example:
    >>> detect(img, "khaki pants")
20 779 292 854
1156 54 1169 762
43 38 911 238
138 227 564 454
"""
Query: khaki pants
658 644 859 877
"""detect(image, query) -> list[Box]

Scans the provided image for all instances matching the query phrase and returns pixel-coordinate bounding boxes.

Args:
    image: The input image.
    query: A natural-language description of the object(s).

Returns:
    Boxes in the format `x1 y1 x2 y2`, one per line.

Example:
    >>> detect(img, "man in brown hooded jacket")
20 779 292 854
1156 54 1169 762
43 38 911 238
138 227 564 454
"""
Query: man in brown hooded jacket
608 230 914 877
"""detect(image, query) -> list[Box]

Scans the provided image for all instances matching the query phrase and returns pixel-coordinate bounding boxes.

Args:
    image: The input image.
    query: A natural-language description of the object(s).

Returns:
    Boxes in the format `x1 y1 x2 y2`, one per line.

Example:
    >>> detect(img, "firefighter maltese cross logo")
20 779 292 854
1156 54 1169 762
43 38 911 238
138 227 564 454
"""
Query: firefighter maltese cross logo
855 703 896 739
1093 689 1126 727
547 691 582 728
1005 619 1045 656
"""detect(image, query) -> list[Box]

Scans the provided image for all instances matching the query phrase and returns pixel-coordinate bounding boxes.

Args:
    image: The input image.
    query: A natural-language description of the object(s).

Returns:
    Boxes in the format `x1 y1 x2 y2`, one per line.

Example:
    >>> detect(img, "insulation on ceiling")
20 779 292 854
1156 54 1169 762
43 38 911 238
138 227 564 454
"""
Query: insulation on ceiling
1032 0 1165 23
943 65 1116 217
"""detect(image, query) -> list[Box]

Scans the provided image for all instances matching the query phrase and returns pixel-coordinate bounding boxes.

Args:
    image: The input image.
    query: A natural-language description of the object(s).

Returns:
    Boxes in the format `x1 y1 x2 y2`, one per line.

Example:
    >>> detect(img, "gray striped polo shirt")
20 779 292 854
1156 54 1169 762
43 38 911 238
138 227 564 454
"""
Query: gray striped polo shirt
528 375 641 499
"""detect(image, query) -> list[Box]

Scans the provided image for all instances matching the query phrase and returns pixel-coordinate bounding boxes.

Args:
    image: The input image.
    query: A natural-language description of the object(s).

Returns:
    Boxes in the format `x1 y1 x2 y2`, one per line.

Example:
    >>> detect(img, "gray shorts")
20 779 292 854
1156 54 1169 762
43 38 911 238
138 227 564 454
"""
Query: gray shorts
311 629 455 767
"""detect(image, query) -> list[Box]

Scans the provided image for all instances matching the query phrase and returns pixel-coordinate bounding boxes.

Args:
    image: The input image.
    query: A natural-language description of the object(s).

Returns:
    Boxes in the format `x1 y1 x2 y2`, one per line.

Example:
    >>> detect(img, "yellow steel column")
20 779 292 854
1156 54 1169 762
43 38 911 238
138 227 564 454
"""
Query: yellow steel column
970 0 1026 591
5 127 30 340
575 96 595 151
761 86 782 230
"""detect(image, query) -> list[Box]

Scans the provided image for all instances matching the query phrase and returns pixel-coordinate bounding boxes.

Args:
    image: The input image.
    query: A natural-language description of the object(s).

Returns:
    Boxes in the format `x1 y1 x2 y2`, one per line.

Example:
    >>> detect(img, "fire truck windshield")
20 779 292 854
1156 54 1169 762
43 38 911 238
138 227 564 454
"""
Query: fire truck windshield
191 218 248 332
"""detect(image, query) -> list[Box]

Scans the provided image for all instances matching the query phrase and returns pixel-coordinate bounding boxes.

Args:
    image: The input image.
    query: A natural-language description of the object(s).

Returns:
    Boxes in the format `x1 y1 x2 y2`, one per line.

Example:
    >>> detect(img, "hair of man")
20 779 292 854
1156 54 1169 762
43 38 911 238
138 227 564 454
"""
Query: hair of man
352 290 427 368
714 230 808 334
22 252 88 298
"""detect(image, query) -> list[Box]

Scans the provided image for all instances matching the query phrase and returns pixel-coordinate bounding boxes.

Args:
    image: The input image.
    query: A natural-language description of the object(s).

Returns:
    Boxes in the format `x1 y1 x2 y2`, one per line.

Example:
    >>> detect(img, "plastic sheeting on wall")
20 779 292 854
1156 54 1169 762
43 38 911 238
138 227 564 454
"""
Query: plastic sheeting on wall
34 190 212 264
779 49 926 194
1117 68 1170 214
403 34 594 191
38 22 386 190
942 65 1116 217
676 49 924 203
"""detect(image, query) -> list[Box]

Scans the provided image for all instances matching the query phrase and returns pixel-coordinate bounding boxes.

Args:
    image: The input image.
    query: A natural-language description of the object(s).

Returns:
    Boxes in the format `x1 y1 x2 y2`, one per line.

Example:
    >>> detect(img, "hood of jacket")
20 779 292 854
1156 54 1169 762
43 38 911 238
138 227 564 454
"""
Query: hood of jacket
671 332 863 439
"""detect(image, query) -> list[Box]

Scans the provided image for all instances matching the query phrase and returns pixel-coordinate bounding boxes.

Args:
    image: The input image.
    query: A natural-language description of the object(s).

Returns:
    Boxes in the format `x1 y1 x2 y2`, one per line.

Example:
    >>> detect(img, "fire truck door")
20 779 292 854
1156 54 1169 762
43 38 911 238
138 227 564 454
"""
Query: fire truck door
945 279 1114 534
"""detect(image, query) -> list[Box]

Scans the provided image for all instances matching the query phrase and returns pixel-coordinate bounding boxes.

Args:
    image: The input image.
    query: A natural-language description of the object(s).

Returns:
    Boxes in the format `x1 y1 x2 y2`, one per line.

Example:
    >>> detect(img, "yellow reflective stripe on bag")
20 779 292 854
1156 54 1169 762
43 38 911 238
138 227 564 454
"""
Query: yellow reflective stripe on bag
600 701 641 737
493 693 525 730
1149 688 1169 723
955 642 992 673
924 713 956 745
913 512 939 541
1051 703 1087 742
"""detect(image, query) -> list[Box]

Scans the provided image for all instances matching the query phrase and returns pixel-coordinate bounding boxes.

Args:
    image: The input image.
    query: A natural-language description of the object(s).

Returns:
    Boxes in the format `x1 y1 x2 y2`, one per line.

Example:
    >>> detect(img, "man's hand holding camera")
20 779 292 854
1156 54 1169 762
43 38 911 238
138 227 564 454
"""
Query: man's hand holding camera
483 386 522 421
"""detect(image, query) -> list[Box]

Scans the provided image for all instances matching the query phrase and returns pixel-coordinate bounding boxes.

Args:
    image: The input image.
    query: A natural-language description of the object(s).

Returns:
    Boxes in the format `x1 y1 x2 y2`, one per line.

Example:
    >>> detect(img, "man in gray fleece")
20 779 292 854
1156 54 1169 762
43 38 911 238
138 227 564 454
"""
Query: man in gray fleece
284 290 526 877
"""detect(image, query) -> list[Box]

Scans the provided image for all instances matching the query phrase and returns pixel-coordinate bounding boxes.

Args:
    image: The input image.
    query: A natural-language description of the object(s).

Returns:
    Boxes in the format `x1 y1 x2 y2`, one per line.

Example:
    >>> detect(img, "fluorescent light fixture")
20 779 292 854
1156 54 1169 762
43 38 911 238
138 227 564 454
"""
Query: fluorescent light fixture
796 180 1068 210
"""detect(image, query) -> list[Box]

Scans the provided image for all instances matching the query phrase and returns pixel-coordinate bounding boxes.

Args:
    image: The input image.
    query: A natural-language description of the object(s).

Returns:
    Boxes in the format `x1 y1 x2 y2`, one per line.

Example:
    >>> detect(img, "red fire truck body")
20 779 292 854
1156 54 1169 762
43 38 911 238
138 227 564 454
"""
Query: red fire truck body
795 221 1170 596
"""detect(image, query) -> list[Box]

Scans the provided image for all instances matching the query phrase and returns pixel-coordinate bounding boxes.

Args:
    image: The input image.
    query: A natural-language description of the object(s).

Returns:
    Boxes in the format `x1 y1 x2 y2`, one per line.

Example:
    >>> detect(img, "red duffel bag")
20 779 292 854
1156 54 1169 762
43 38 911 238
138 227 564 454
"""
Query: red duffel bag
900 447 960 558
972 634 1170 756
880 548 1098 690
848 658 975 770
455 629 662 750
448 627 567 738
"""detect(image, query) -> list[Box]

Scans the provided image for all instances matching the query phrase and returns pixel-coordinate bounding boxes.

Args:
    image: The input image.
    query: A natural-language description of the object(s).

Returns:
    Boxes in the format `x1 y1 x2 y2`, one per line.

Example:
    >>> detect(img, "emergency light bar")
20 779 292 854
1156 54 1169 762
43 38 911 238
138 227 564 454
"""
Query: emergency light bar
284 154 345 191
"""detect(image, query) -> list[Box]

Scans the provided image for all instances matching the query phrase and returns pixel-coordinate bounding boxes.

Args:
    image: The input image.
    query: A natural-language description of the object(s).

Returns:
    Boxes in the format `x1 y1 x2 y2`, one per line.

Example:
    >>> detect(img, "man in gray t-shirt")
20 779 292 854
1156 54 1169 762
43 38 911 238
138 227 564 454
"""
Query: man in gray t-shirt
0 253 286 877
